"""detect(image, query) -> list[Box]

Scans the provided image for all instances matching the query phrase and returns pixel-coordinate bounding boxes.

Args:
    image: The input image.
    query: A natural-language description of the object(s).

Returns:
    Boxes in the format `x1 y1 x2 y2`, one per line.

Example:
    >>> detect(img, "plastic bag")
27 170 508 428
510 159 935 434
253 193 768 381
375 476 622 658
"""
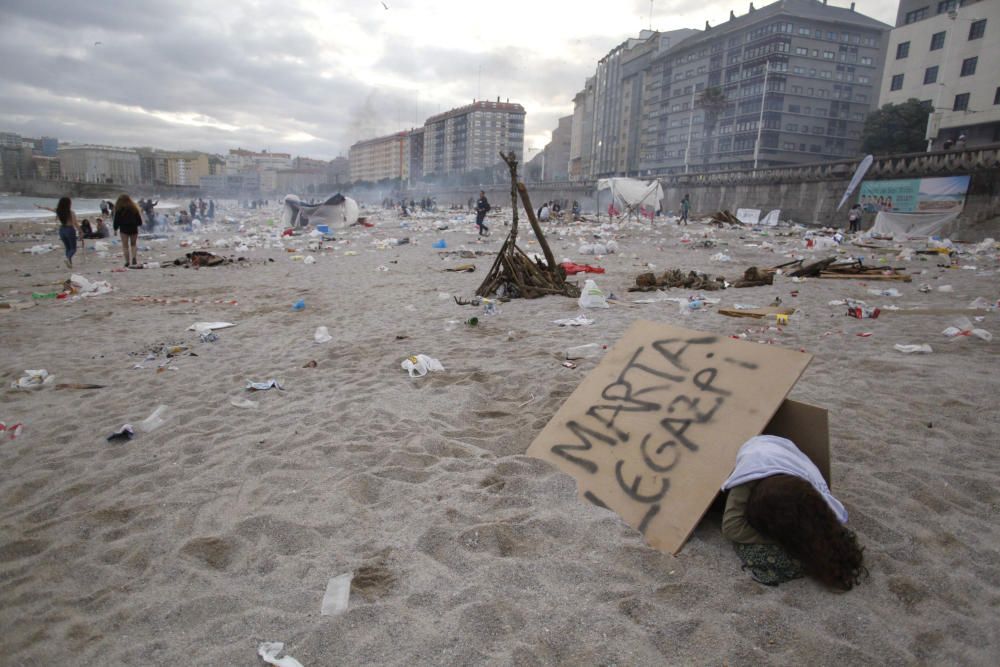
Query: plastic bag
578 279 609 309
138 405 168 433
894 344 933 354
257 642 304 667
11 369 55 390
942 317 992 341
314 326 332 343
401 354 445 377
553 314 594 327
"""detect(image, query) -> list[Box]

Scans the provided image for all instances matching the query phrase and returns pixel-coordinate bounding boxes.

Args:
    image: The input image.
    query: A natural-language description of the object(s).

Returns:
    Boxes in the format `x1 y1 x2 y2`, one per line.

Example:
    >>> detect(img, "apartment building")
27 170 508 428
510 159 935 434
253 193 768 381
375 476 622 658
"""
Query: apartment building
568 80 595 181
225 148 292 174
348 130 414 183
645 0 889 174
879 0 999 147
422 100 525 178
58 145 141 184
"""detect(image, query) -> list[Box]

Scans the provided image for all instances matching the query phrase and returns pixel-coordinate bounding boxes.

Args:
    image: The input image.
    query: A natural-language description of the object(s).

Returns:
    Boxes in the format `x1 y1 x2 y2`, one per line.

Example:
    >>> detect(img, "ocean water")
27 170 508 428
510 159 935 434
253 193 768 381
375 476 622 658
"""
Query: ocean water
0 195 178 221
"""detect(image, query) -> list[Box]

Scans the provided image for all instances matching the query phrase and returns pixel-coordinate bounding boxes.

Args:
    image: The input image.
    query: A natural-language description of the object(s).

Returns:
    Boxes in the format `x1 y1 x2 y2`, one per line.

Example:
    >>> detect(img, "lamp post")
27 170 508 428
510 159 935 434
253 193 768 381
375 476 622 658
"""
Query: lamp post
753 60 771 170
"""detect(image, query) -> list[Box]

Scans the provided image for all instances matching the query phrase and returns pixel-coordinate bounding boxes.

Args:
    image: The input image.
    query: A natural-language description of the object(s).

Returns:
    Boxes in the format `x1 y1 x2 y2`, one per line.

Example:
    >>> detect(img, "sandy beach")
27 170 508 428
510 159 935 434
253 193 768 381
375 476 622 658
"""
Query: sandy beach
1 204 998 665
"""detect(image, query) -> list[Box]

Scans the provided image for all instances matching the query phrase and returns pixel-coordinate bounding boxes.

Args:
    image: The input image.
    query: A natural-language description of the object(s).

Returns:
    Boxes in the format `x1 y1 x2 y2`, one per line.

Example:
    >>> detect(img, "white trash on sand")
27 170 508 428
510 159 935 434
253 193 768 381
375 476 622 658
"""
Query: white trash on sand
401 354 444 377
314 326 332 343
320 572 353 616
553 314 594 327
257 642 304 667
577 279 609 309
894 344 933 354
11 369 55 390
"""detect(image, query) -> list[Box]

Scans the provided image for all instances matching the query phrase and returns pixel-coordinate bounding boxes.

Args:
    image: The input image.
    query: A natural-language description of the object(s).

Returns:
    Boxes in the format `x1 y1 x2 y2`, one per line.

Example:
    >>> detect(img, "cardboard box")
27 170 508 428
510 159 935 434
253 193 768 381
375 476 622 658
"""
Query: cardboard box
527 320 822 555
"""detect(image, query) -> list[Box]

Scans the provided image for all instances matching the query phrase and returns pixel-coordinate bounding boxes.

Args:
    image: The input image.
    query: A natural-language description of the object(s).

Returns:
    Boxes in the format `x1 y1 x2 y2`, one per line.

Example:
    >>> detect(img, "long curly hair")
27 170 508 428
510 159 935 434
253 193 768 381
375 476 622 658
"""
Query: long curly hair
114 193 140 216
746 474 867 591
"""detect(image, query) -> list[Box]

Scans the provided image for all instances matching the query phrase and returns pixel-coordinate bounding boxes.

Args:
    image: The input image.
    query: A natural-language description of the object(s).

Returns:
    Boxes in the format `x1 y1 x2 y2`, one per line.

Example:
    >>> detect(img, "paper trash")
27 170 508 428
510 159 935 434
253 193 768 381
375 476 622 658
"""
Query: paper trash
894 344 933 354
11 369 55 390
188 322 236 332
321 572 353 616
257 642 304 667
553 314 595 327
138 405 168 433
247 379 284 391
401 355 444 378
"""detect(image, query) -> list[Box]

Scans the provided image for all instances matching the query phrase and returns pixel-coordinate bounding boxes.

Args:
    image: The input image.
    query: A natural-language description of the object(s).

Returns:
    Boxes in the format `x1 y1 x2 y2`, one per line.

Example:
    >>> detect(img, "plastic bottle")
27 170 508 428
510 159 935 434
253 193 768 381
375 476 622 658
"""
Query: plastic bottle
565 343 606 360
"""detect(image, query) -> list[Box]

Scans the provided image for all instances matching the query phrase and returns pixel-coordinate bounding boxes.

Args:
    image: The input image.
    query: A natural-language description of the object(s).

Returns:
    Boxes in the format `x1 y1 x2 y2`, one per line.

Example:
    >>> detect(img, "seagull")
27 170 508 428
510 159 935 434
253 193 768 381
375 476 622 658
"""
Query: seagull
381 1 389 8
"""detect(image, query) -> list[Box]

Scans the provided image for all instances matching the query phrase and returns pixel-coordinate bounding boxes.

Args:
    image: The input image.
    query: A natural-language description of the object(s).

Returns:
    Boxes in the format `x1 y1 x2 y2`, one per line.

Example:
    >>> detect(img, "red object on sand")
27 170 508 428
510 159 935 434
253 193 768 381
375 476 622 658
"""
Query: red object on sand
282 228 295 237
560 261 606 275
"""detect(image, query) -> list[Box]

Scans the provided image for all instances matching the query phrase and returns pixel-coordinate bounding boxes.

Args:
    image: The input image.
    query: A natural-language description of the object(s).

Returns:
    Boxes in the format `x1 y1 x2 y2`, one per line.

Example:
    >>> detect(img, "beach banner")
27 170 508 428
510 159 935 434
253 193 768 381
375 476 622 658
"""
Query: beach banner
527 321 811 555
837 154 873 211
859 175 971 214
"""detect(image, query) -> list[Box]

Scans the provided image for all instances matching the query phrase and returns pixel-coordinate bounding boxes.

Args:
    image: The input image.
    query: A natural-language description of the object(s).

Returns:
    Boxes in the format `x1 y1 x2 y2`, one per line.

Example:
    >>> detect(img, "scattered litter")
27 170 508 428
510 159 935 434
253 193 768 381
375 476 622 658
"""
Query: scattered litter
578 279 609 309
377 265 389 272
303 360 318 368
432 239 447 249
942 317 992 341
856 332 874 338
188 322 236 332
106 424 134 443
303 256 316 265
401 354 445 378
23 244 55 254
292 299 306 311
0 422 24 440
230 397 257 409
918 284 932 293
247 379 284 391
562 361 577 369
868 288 901 297
710 252 732 262
11 369 54 390
553 314 594 327
138 405 168 433
845 299 880 319
321 572 353 616
560 262 605 275
314 326 332 343
937 285 953 293
257 642 304 667
443 264 475 273
54 383 105 390
894 344 933 354
69 274 113 297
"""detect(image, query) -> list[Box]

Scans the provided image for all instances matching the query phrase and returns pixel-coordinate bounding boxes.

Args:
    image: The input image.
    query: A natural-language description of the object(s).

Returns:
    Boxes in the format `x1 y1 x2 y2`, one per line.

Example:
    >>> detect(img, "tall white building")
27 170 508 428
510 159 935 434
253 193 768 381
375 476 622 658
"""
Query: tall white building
879 0 999 147
422 100 525 178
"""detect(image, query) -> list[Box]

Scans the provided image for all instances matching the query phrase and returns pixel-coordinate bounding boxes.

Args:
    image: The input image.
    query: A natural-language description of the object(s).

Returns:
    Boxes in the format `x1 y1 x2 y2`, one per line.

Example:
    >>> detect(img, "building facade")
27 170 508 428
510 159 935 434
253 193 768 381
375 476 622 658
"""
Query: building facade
348 131 413 183
225 149 292 174
879 0 999 147
58 145 141 184
422 100 525 178
543 115 574 181
643 0 889 175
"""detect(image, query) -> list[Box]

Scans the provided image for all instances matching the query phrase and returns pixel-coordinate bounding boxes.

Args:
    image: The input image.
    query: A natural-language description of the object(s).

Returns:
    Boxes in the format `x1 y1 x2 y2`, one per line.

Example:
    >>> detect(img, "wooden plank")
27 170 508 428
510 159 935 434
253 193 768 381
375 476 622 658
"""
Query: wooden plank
526 320 811 555
818 273 912 282
718 306 796 319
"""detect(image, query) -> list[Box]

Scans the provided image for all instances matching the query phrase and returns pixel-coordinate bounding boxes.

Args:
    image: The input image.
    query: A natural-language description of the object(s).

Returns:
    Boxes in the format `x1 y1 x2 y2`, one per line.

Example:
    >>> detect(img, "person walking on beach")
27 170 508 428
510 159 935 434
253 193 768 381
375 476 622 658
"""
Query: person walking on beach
35 197 82 268
113 194 143 267
680 194 690 225
475 190 491 236
208 199 215 219
847 203 862 233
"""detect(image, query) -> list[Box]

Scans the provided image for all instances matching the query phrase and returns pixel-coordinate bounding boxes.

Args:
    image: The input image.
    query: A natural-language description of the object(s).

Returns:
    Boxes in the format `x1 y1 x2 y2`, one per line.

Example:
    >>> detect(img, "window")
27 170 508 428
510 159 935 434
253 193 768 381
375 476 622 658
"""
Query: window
937 0 957 12
995 87 1000 105
904 7 928 24
969 19 986 40
798 26 810 35
890 74 904 91
924 66 938 84
896 41 910 59
859 75 870 84
823 50 835 59
795 47 807 55
930 31 946 50
960 57 977 77
788 104 801 113
860 56 873 66
953 93 969 111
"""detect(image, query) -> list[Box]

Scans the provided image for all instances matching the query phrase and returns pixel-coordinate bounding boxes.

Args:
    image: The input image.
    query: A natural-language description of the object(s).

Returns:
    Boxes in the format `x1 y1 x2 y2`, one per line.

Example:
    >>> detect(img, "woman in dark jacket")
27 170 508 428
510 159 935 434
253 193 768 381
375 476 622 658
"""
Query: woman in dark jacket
112 194 143 267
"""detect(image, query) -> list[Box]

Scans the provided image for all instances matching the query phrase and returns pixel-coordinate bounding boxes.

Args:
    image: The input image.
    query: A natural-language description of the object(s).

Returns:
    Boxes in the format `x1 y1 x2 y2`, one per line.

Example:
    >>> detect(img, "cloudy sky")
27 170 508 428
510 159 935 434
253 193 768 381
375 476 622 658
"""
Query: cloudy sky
0 0 896 160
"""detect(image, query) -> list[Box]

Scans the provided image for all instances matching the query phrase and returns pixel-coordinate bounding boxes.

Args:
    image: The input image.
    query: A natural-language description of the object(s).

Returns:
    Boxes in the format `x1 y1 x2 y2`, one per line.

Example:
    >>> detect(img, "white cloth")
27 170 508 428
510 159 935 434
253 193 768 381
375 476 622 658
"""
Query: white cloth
721 435 848 524
596 177 664 211
870 210 960 239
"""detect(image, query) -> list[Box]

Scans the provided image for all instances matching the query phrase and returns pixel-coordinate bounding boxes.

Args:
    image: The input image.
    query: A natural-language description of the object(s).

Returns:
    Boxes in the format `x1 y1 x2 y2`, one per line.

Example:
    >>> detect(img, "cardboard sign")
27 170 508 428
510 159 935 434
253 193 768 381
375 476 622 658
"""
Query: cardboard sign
527 320 811 554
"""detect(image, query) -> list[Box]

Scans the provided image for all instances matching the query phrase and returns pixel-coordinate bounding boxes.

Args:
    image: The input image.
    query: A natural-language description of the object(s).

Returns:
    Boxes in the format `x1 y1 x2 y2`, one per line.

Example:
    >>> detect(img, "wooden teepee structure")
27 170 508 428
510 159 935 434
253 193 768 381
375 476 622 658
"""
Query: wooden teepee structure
476 152 580 299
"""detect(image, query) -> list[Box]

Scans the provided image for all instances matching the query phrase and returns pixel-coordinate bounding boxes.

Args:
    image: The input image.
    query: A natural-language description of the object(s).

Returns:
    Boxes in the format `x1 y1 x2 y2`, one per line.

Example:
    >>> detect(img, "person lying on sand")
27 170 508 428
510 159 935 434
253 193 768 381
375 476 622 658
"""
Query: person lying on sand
721 435 867 590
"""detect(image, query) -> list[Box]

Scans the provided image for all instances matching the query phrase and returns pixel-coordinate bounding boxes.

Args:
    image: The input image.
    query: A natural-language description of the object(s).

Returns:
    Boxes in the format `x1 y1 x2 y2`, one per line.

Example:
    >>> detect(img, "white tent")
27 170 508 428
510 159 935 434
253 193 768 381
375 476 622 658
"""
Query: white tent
282 193 359 228
596 178 663 218
869 211 961 239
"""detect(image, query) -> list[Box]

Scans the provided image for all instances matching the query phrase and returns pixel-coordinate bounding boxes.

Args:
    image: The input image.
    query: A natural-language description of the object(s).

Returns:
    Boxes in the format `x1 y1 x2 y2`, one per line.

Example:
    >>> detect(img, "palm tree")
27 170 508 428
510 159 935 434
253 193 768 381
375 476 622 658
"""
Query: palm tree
696 87 727 169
